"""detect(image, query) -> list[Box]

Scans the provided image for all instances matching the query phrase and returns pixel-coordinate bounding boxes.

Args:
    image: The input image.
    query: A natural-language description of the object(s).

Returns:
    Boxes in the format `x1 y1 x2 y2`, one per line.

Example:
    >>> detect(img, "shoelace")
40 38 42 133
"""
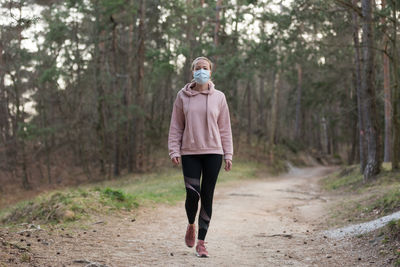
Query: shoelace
197 241 208 249
188 226 195 233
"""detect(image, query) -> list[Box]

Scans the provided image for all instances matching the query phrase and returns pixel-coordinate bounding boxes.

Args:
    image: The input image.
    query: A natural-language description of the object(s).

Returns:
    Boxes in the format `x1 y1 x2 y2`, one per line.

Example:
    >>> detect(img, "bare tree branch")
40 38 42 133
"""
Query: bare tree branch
333 0 363 17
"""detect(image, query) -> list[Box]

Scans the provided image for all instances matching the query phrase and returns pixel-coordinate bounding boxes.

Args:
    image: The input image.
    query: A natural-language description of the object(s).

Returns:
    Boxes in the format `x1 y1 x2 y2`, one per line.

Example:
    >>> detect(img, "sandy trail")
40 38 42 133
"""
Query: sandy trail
20 166 382 266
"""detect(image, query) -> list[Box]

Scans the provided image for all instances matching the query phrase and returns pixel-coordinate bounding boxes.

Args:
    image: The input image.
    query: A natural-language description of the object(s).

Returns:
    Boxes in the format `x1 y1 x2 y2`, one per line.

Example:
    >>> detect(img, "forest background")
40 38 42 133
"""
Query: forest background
0 0 399 194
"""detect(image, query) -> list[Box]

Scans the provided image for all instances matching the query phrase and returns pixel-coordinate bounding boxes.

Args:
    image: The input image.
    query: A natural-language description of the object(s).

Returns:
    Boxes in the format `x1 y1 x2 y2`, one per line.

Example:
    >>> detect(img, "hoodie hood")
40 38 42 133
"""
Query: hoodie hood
182 80 216 96
181 81 216 143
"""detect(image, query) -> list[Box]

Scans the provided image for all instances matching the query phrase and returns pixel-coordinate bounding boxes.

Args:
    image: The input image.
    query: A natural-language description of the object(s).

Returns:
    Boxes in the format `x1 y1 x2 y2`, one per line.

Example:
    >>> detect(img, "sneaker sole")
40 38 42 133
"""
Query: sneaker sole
185 238 195 248
196 252 209 258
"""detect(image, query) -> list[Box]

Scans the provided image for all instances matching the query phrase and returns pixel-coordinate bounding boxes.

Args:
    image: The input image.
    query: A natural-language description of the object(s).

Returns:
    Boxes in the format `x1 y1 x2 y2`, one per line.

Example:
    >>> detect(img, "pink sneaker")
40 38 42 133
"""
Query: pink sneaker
196 240 209 258
185 224 195 247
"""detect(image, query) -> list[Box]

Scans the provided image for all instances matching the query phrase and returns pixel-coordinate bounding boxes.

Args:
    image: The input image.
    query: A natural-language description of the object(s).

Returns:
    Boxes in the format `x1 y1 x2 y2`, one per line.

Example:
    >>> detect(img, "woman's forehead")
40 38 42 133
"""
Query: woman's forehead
195 59 210 67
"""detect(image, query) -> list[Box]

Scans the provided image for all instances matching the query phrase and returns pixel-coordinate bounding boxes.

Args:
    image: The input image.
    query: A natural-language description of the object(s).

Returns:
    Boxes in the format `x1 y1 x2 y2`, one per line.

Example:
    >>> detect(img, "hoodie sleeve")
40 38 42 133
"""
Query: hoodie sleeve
218 94 233 161
168 92 185 159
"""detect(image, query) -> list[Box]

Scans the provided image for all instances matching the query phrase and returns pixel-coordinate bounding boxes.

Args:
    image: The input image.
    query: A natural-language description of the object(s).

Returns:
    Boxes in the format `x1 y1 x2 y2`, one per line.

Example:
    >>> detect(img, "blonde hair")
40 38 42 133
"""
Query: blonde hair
191 56 213 71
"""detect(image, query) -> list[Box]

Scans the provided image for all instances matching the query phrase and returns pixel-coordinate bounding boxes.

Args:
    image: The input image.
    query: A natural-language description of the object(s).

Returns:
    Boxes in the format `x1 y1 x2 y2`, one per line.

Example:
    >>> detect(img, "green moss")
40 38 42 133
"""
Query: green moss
381 162 392 172
20 253 31 263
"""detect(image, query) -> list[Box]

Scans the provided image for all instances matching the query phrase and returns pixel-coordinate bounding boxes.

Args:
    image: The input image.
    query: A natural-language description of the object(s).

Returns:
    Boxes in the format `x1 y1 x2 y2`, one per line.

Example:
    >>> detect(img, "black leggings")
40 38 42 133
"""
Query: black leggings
181 154 223 241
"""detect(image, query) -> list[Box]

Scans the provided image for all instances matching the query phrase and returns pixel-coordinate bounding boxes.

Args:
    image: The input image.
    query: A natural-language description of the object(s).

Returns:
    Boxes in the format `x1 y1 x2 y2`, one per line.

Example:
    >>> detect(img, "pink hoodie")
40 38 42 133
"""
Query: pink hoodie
168 81 233 161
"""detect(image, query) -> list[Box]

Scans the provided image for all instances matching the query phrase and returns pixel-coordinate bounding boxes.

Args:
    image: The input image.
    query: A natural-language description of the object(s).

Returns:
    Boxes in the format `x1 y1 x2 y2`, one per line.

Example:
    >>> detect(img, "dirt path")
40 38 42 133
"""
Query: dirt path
5 166 384 266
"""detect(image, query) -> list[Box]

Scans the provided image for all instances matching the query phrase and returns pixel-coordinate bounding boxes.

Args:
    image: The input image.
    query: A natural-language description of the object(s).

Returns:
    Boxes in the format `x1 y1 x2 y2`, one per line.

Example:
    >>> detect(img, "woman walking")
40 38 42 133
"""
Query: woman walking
168 56 233 257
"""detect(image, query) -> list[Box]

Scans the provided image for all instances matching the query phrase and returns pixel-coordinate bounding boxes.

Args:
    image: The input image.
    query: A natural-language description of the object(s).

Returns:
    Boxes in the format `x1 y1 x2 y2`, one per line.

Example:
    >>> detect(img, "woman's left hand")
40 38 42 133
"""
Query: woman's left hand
224 159 232 171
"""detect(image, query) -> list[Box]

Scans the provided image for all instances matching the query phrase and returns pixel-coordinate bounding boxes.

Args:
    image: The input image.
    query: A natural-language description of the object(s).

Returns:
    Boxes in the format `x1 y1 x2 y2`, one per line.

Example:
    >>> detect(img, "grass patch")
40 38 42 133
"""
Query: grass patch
0 187 138 226
321 165 400 226
322 165 400 265
367 187 400 214
387 219 400 240
20 253 32 263
98 187 139 210
0 158 265 226
94 159 264 206
384 219 400 266
321 165 363 191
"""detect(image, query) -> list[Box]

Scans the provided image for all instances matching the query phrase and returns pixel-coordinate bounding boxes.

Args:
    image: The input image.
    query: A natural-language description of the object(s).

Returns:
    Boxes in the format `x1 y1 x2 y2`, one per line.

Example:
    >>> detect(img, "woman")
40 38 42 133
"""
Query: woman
168 56 233 258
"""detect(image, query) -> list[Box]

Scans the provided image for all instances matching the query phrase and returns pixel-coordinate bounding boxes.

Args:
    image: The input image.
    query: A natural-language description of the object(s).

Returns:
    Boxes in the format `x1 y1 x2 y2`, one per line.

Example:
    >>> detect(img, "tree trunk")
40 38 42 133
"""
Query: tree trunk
258 74 266 135
246 80 252 145
349 73 359 164
123 8 136 176
213 0 223 67
382 0 392 163
182 0 195 83
295 63 303 139
361 0 380 180
0 41 7 144
391 0 400 170
321 116 329 154
270 69 280 145
110 14 119 178
232 5 240 112
0 39 11 174
94 3 107 177
313 114 322 152
349 110 358 164
126 22 134 173
15 4 30 189
135 0 146 172
38 96 52 184
352 0 367 172
214 0 222 47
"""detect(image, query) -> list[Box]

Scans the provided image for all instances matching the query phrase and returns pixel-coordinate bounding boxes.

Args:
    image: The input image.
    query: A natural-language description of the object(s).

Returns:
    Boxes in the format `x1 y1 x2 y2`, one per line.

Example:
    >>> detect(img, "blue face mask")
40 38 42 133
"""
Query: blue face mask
193 69 210 84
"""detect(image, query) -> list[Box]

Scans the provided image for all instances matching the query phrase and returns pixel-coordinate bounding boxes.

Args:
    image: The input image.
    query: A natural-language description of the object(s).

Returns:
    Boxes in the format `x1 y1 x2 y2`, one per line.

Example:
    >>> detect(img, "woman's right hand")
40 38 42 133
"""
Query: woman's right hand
172 157 180 166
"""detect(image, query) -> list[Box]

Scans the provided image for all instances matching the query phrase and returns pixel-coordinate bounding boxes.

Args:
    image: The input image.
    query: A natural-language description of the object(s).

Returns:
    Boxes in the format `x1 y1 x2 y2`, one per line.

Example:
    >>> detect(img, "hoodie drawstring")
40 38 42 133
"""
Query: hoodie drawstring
207 94 213 140
189 96 195 143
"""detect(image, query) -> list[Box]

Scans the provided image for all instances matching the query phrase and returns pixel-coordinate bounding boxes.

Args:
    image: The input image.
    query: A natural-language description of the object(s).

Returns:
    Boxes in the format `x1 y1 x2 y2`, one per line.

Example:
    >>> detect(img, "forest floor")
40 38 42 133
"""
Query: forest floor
0 165 397 266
